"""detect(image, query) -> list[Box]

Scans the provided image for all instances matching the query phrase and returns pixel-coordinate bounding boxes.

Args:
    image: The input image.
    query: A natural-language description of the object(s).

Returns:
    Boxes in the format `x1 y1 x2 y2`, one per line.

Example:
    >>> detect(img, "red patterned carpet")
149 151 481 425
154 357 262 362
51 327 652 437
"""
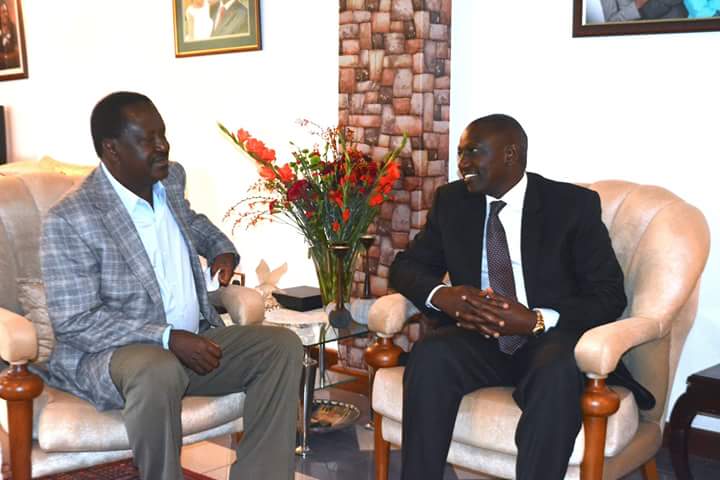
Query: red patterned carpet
36 459 213 480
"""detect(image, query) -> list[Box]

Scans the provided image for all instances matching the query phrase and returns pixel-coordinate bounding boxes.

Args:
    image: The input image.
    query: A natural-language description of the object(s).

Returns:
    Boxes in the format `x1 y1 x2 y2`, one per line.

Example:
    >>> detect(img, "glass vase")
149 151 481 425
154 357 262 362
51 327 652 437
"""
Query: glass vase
308 241 361 309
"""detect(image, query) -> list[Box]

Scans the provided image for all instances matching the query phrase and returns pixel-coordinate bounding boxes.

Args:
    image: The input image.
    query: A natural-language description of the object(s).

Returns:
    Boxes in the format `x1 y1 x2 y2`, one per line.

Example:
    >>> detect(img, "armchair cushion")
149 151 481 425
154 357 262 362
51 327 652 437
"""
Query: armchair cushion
373 366 639 464
17 278 54 363
0 385 245 452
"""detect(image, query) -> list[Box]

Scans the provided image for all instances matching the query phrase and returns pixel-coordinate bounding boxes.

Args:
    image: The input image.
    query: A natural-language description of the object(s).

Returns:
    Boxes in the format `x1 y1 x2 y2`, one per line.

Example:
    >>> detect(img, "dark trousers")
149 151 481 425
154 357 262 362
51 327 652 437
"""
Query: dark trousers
401 326 585 480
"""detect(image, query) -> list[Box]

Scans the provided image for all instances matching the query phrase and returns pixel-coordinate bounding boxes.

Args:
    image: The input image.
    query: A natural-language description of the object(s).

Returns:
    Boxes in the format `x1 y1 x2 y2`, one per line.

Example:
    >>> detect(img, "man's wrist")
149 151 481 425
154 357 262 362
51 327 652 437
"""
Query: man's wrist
162 325 173 350
531 309 545 336
425 284 448 311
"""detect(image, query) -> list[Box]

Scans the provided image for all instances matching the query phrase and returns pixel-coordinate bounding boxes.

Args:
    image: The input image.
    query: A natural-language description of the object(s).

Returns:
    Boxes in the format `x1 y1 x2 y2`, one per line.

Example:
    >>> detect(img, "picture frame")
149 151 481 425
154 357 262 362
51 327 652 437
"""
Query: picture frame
0 0 28 81
173 0 261 58
573 0 720 37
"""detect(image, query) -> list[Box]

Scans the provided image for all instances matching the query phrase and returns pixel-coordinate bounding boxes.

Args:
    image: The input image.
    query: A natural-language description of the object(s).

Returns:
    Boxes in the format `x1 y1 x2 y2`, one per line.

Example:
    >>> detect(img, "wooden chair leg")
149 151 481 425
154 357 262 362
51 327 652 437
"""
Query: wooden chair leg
374 412 390 480
365 336 402 480
641 458 659 480
580 377 620 480
0 364 44 480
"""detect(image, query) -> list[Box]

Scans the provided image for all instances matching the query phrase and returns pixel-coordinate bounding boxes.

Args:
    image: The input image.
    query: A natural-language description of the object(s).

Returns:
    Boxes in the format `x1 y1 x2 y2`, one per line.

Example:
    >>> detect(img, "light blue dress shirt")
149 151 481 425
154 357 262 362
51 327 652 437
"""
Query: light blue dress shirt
101 163 200 349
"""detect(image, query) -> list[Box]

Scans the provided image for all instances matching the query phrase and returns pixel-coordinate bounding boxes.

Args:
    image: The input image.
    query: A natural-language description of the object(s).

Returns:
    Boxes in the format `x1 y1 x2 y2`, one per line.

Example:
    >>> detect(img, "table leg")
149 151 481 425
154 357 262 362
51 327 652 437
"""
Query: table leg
364 365 375 430
318 341 326 389
669 391 697 480
296 350 317 457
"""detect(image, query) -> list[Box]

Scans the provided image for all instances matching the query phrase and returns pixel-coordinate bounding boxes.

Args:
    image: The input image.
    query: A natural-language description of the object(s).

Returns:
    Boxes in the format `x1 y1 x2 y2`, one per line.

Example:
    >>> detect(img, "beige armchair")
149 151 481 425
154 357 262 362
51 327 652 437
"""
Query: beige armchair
0 170 265 479
365 180 710 480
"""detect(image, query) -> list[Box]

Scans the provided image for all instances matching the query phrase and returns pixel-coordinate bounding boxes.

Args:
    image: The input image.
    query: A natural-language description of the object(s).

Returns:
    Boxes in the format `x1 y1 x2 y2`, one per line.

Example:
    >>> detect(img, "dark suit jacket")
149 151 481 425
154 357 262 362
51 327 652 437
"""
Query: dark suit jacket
390 172 655 409
210 1 249 37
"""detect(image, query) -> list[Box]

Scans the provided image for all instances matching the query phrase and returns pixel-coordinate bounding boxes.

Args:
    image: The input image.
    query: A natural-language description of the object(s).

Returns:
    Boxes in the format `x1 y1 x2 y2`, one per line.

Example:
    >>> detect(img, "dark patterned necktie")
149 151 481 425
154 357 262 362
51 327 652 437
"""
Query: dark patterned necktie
486 200 526 355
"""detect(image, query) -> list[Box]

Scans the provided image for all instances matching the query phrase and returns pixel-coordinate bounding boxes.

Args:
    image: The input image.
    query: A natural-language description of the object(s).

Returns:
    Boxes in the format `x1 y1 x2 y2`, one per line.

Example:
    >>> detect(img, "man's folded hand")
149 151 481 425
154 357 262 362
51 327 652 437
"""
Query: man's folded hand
169 330 223 375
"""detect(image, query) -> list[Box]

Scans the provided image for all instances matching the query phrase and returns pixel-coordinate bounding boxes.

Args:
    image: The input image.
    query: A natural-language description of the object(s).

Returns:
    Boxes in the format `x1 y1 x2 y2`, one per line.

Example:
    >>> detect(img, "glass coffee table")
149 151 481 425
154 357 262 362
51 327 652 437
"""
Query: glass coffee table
263 308 369 457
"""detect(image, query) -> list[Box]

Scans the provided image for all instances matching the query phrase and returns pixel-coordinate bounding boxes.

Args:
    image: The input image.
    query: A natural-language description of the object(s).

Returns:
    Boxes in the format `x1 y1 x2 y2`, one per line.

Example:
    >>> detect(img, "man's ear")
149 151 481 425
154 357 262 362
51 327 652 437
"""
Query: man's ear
101 139 118 165
504 144 517 165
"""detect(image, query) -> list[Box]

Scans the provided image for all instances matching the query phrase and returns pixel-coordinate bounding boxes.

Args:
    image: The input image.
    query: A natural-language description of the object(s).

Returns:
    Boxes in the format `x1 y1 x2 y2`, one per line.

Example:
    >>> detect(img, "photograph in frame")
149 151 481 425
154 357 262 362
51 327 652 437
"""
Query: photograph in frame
0 0 28 81
574 0 720 37
174 0 261 57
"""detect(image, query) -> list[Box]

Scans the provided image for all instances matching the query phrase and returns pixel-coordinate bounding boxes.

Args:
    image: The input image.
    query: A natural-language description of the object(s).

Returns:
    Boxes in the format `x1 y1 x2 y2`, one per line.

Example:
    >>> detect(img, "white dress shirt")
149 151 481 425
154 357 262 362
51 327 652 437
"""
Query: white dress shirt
101 163 200 348
427 174 560 330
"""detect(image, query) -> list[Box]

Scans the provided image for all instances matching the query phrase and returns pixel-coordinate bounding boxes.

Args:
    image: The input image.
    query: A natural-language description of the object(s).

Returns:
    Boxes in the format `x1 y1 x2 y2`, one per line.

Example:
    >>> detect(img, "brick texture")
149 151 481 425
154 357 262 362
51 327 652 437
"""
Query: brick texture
339 0 451 297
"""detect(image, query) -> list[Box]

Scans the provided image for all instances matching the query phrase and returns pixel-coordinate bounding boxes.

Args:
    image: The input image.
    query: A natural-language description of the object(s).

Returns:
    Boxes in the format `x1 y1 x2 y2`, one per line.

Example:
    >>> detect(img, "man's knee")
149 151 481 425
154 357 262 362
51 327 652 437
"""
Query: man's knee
247 325 304 367
272 326 304 365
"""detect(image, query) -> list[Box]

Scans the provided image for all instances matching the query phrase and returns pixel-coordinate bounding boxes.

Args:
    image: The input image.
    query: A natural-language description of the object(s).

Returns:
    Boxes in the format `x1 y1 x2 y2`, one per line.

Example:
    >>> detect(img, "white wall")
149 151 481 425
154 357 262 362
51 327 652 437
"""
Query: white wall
0 0 338 289
451 1 720 430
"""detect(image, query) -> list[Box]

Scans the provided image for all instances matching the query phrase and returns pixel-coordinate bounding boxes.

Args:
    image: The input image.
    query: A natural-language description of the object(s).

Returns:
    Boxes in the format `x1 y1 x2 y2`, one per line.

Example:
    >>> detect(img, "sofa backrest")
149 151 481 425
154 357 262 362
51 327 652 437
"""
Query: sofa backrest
586 180 709 425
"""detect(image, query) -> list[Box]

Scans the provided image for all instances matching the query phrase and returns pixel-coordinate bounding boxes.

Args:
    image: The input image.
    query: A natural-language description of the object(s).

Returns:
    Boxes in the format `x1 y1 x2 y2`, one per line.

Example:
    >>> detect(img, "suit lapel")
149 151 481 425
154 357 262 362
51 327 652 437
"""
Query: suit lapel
521 173 543 305
88 168 164 308
459 188 486 288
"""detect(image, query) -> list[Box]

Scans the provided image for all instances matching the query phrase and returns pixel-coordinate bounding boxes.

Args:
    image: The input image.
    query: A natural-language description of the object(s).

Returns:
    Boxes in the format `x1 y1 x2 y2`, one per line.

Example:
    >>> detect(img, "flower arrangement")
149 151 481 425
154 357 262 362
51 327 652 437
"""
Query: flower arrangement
219 120 406 306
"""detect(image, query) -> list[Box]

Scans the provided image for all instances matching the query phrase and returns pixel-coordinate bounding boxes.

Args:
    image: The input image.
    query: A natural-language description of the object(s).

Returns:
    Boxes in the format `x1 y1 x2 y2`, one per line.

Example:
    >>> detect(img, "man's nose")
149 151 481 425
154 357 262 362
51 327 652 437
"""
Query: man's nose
458 151 469 169
156 138 169 153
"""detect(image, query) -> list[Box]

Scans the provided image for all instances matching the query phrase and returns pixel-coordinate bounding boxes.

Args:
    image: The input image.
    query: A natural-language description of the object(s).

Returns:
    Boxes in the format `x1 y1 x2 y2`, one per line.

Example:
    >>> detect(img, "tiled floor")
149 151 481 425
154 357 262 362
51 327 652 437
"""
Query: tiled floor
180 388 720 480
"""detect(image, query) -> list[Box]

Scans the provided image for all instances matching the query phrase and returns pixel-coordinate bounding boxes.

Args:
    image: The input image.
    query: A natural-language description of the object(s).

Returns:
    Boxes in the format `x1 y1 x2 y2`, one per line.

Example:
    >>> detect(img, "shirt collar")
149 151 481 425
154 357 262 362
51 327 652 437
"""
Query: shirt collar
487 173 527 213
100 162 166 214
222 0 236 8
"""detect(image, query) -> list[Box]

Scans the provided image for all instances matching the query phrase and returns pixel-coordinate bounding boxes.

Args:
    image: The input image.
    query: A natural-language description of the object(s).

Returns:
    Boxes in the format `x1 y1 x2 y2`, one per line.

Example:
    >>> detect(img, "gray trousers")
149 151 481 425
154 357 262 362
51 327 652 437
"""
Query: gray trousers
110 324 304 480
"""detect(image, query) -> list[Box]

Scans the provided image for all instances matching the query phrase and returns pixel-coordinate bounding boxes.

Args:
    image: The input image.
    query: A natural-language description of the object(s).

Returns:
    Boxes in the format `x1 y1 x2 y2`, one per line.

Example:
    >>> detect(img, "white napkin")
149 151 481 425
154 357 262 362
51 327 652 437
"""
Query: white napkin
204 267 221 292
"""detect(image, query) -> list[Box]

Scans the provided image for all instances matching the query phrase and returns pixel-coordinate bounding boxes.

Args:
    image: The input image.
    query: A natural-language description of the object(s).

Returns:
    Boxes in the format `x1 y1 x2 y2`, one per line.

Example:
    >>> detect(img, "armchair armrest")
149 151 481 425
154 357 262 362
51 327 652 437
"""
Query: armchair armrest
368 293 420 337
211 285 265 326
0 308 38 365
574 315 659 377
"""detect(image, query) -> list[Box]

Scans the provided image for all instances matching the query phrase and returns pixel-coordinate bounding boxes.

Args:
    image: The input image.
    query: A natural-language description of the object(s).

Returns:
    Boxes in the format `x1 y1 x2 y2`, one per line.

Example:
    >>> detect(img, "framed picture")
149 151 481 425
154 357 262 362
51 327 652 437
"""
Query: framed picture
573 0 720 37
1 0 28 81
173 0 261 57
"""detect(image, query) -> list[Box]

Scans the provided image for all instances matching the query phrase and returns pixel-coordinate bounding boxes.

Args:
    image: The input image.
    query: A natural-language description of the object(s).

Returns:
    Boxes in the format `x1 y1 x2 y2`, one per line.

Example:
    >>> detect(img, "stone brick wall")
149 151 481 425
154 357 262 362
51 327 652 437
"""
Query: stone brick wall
338 0 451 298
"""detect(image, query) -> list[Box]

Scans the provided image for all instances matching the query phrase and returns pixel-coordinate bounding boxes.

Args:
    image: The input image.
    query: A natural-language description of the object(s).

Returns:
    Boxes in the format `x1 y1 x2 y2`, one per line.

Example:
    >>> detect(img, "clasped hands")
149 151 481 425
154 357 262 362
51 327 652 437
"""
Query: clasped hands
168 253 235 375
432 286 536 339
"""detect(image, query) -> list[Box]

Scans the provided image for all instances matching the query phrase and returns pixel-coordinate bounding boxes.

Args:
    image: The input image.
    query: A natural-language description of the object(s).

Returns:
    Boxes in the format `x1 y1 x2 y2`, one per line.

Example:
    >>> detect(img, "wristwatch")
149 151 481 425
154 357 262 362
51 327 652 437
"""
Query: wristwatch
531 309 545 336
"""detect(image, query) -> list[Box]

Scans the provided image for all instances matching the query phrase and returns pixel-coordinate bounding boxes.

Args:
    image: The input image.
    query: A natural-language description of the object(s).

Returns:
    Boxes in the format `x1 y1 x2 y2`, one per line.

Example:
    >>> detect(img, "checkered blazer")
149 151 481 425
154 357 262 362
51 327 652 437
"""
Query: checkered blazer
38 163 237 410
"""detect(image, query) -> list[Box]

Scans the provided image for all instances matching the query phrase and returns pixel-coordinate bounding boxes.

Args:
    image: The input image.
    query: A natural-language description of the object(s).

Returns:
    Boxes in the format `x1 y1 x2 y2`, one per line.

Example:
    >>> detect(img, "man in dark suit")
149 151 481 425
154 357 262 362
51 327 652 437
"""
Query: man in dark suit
390 114 649 479
209 0 248 37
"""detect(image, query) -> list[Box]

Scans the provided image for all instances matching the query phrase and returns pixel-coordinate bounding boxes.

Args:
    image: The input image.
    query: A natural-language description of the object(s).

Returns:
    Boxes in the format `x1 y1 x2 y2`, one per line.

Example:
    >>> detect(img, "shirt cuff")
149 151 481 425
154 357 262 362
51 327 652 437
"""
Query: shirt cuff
535 308 559 330
425 284 449 311
162 325 173 350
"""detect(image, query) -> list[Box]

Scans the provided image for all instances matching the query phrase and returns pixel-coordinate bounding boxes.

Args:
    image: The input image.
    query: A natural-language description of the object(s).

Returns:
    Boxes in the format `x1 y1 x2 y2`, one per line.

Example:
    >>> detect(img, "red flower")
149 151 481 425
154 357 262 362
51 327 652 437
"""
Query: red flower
369 193 384 207
259 166 276 181
246 138 266 156
236 129 250 143
332 220 340 232
277 163 295 183
268 200 277 213
342 208 350 223
329 190 344 210
260 148 276 163
287 179 310 202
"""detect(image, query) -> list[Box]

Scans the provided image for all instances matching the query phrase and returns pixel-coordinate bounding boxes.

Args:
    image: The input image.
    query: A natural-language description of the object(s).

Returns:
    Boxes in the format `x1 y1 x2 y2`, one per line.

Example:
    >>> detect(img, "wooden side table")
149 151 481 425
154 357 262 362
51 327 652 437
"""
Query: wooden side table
668 363 720 479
